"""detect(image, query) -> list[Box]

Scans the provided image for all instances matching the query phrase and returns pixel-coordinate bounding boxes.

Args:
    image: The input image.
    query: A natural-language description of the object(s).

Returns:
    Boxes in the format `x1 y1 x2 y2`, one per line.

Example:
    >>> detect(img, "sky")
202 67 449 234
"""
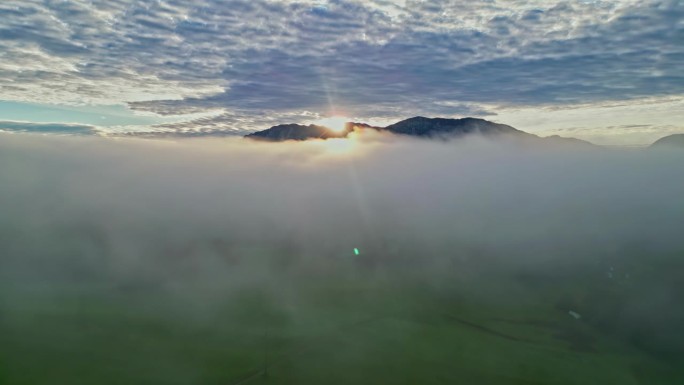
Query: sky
0 0 683 145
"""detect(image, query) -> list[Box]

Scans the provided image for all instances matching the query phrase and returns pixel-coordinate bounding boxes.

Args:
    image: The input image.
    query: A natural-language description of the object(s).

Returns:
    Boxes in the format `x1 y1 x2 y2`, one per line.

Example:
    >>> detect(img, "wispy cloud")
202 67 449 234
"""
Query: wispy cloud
0 120 97 135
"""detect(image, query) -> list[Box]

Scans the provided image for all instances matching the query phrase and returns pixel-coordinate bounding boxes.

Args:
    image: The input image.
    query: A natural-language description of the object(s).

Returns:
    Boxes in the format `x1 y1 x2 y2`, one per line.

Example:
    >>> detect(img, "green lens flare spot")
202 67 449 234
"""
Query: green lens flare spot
354 248 360 256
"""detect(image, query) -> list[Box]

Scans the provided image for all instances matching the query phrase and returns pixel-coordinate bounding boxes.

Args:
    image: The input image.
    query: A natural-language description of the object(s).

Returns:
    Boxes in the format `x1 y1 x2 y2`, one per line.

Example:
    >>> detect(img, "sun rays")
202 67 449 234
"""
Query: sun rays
314 116 349 133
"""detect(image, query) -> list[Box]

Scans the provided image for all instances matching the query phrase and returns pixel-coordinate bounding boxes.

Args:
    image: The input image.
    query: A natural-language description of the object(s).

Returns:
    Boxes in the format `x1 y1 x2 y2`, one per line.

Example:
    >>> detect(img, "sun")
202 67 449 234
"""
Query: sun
315 116 349 133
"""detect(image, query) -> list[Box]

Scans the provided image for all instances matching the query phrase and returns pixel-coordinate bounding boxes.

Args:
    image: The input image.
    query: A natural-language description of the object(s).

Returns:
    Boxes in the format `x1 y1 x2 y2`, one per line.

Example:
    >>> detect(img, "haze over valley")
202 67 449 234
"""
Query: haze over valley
1 0 683 383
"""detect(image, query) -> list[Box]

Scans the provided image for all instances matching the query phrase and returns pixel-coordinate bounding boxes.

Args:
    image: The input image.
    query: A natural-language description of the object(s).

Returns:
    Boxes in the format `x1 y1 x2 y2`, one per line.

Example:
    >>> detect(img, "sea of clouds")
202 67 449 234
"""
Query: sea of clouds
0 132 683 373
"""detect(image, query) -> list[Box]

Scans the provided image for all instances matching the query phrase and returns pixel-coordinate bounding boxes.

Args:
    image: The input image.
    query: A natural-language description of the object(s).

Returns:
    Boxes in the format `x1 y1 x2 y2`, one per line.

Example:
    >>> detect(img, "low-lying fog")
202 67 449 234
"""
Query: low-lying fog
0 131 682 383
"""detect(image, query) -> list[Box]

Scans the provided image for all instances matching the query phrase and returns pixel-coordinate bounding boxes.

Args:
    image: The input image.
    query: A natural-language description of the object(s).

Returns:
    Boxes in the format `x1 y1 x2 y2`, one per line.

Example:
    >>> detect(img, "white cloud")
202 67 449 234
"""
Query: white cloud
1 132 683 374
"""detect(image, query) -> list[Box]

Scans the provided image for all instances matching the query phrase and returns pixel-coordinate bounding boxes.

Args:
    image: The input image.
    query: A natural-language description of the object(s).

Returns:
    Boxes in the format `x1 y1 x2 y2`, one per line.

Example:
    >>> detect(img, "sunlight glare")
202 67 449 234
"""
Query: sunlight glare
311 137 356 154
315 116 349 133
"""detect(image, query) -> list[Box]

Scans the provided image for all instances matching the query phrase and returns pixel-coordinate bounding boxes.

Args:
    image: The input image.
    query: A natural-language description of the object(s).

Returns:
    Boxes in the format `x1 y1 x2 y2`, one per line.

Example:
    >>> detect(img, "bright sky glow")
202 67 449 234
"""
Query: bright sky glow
315 117 349 133
0 101 172 127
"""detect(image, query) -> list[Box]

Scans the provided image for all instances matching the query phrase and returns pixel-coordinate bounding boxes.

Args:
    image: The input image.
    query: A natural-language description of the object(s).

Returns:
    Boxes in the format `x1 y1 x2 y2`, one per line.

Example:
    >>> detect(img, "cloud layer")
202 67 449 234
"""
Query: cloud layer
1 0 682 135
0 133 683 382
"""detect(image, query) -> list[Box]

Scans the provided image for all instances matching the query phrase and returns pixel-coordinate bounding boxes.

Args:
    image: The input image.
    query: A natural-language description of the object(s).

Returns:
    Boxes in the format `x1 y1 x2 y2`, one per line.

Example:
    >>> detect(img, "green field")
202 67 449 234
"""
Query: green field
1 244 681 385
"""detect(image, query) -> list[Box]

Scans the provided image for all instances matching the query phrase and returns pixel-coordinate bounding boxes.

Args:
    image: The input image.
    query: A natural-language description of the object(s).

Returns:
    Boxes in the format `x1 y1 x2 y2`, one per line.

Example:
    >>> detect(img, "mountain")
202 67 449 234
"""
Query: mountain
245 123 351 141
382 117 530 138
245 117 594 147
651 134 684 148
541 135 595 148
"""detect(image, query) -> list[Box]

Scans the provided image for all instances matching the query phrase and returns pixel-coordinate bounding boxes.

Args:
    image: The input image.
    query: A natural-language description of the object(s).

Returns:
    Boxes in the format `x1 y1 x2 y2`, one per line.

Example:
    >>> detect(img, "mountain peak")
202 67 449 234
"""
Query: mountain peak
244 116 594 148
245 123 351 141
384 116 528 138
245 116 528 142
651 134 684 148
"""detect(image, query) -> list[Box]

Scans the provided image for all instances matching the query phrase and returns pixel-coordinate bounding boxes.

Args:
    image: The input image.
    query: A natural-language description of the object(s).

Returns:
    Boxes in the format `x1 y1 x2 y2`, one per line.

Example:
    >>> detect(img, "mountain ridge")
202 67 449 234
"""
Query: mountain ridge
651 134 684 148
245 116 594 147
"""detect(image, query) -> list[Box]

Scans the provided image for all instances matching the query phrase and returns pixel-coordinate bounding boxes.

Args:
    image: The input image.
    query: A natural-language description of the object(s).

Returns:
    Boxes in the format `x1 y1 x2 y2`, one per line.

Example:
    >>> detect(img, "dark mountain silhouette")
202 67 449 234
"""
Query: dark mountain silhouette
245 123 351 141
651 134 684 148
245 116 595 147
382 117 529 138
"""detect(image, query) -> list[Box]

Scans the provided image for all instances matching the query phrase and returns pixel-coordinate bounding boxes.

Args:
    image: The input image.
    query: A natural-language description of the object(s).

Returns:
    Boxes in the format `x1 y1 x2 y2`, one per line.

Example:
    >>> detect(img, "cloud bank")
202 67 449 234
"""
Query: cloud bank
0 133 683 382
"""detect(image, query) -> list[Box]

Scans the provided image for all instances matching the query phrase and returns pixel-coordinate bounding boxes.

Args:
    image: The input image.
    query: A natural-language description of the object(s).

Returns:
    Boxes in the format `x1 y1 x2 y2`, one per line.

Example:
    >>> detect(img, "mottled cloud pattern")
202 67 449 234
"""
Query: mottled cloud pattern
0 0 682 138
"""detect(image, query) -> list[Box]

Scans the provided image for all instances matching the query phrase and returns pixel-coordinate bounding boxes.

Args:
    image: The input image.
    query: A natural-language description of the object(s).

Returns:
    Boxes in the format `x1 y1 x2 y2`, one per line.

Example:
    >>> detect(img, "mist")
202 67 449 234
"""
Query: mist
1 132 683 384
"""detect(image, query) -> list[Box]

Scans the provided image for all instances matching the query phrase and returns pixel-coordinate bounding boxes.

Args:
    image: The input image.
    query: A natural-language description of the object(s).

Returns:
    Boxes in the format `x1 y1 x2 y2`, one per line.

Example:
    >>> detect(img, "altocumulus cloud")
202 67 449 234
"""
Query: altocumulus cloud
0 0 682 133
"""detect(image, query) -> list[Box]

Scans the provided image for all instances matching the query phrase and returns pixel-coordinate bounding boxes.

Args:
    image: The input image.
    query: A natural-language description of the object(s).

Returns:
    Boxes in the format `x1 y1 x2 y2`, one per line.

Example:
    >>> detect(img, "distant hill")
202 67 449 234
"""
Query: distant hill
541 135 595 148
245 123 351 141
383 117 530 138
245 117 594 147
651 134 684 148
